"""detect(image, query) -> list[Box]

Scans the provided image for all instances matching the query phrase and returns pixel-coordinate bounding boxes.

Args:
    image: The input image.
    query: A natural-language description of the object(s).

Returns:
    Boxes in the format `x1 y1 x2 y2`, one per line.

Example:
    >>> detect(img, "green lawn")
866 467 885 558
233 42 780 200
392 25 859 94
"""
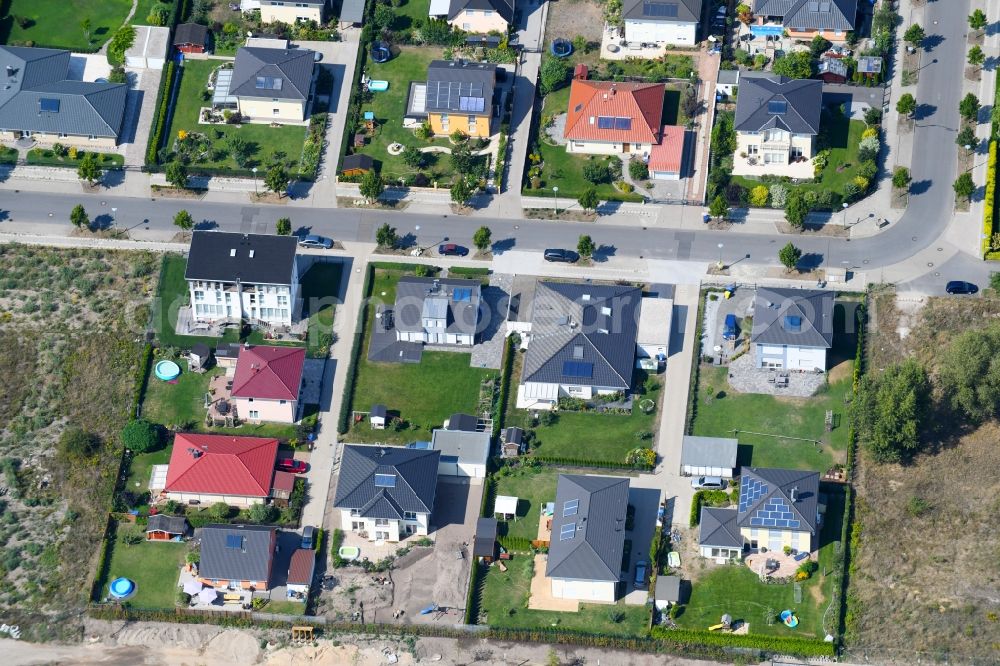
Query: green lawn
0 0 133 51
492 466 559 542
126 446 172 493
132 0 175 27
163 59 308 173
262 599 307 615
300 261 344 358
26 148 124 168
102 530 186 609
389 0 430 31
479 554 649 634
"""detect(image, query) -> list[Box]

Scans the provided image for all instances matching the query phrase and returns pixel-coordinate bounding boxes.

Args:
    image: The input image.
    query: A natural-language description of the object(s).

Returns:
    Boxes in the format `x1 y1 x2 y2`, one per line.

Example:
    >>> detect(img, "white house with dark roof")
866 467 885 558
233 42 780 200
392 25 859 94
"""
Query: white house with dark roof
333 445 440 542
430 0 514 34
228 46 316 123
751 288 834 371
393 277 482 346
622 0 702 47
546 474 630 602
751 0 858 43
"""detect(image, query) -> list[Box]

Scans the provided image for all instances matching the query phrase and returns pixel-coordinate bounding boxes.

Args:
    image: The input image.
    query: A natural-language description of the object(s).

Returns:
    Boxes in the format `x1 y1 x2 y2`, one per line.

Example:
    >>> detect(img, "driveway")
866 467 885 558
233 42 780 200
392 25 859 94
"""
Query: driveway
622 485 662 604
121 66 163 167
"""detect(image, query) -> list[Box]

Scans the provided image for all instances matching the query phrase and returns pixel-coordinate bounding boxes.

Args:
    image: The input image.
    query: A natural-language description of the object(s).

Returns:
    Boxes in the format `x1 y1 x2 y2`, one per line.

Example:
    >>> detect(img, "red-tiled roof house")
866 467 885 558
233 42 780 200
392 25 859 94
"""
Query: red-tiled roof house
163 433 284 508
231 345 306 424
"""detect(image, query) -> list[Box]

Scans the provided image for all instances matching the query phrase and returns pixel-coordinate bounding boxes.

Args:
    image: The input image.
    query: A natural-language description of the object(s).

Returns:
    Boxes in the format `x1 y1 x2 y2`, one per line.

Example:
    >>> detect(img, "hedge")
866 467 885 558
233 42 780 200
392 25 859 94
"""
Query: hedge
685 289 710 434
133 343 153 418
983 140 997 257
497 535 531 551
688 490 730 527
480 475 496 518
533 455 654 471
330 528 346 567
338 264 375 433
463 561 485 624
146 60 177 165
370 261 441 273
448 266 491 277
650 627 836 658
89 516 118 602
492 336 515 437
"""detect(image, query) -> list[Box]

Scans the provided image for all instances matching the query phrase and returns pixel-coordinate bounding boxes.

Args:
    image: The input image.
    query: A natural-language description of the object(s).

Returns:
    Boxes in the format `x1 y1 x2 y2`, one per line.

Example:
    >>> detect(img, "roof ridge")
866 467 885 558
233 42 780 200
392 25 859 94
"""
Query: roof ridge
393 456 432 513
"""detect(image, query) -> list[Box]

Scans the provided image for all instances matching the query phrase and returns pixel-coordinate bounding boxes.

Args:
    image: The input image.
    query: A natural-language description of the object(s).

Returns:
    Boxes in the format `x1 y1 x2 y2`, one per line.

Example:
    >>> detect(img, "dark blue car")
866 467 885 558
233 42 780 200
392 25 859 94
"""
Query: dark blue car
723 313 738 340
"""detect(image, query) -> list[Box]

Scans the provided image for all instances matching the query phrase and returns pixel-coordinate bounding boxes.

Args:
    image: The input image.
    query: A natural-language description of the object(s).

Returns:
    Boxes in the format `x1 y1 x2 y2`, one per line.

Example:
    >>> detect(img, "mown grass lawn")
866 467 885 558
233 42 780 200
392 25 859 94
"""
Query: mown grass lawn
126 445 172 493
300 261 344 358
0 0 132 51
102 530 186 609
479 554 649 634
492 466 559 542
262 599 307 615
132 0 175 27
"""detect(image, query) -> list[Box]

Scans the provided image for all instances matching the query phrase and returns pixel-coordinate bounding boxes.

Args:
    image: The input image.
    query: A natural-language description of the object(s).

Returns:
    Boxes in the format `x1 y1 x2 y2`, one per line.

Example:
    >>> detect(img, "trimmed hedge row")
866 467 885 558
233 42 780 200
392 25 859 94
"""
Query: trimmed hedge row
983 140 997 258
685 289 710 434
688 489 729 528
463 561 484 624
533 455 654 471
492 336 515 437
498 535 531 551
650 627 836 658
145 60 177 166
337 264 375 434
370 261 440 273
89 517 118 602
133 343 153 418
448 266 491 277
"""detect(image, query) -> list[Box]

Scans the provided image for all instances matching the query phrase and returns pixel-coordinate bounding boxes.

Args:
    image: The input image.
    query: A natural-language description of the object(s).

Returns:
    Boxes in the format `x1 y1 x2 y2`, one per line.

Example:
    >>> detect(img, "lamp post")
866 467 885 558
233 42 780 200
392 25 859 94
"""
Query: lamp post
841 202 849 229
552 186 559 215
717 242 724 269
251 167 258 195
110 207 117 235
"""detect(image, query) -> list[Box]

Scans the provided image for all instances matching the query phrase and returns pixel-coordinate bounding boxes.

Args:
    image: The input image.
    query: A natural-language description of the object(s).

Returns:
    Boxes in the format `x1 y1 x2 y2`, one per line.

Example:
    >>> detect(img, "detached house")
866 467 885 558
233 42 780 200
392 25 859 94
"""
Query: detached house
409 60 497 138
393 277 482 346
198 524 277 591
257 0 329 24
564 80 664 157
751 287 833 371
231 344 306 423
430 0 514 35
751 0 858 42
334 445 440 542
185 231 300 328
622 0 702 47
733 74 822 178
227 46 316 122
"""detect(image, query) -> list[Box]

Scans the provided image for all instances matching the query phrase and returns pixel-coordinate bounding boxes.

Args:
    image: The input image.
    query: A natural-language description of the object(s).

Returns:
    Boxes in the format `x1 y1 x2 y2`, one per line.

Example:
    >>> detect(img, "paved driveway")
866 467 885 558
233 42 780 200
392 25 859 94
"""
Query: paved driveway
121 66 163 166
622 485 662 604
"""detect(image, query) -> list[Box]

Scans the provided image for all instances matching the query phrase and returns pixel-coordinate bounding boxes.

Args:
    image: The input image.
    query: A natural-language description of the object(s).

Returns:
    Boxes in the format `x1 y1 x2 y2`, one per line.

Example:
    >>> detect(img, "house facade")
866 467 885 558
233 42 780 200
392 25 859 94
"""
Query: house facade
563 80 664 156
394 276 482 346
259 0 328 24
752 0 858 42
430 0 513 34
161 433 283 508
733 74 822 178
333 445 440 542
623 0 701 46
422 60 497 138
185 231 300 327
230 344 306 423
229 46 315 122
198 524 276 591
751 288 834 371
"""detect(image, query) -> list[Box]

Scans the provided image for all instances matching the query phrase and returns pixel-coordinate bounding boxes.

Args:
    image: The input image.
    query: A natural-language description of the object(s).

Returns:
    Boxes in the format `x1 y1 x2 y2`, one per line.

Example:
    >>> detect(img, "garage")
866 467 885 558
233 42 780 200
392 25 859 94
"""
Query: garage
125 26 169 70
428 429 490 479
636 295 673 360
649 125 686 181
680 435 738 478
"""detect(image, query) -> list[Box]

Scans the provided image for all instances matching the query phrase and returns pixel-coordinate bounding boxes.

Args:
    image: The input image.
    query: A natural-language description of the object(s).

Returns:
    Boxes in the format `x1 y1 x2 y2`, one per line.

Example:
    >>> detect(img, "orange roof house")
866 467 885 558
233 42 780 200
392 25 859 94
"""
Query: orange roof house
648 126 687 179
564 80 665 149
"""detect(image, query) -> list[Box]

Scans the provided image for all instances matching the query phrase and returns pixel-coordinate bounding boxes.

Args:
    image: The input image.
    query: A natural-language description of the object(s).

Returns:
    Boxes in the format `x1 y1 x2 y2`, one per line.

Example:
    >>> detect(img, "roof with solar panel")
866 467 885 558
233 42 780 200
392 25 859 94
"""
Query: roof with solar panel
622 0 702 22
199 524 276 584
734 73 822 134
564 79 665 145
333 445 440 519
425 60 497 115
756 0 858 31
230 46 315 101
393 276 482 337
750 287 834 348
735 467 819 533
546 475 631 582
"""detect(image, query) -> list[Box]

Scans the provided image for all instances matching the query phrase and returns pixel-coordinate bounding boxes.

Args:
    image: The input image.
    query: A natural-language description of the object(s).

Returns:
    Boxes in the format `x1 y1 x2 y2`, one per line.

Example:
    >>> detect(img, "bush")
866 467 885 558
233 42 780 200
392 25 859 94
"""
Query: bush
768 183 787 208
146 61 176 164
249 502 277 523
583 161 611 184
210 502 231 521
539 58 570 95
58 428 100 460
628 159 649 180
983 140 997 256
121 419 158 453
176 590 191 606
749 185 769 207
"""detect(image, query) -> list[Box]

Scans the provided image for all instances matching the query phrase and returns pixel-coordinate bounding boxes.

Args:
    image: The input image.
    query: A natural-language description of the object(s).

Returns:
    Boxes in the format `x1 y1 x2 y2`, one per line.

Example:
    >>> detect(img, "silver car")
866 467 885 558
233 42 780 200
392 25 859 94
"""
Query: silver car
298 234 333 249
691 476 726 490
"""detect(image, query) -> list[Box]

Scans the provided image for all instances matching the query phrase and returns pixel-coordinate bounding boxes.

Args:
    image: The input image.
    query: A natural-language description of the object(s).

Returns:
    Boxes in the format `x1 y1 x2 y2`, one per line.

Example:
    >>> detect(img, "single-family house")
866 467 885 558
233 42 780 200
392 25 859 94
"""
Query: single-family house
0 46 128 148
733 74 822 178
174 23 211 54
409 60 497 138
622 0 702 47
228 46 316 122
185 231 300 327
716 68 740 97
428 427 490 478
198 524 277 591
680 435 739 478
370 404 388 429
145 514 189 542
340 153 374 176
751 288 834 371
751 0 858 43
473 517 498 562
546 474 630 602
231 344 306 423
393 277 482 346
817 57 848 84
516 282 642 409
430 0 514 34
161 433 285 508
334 445 440 542
259 0 328 25
563 80 664 157
286 548 315 601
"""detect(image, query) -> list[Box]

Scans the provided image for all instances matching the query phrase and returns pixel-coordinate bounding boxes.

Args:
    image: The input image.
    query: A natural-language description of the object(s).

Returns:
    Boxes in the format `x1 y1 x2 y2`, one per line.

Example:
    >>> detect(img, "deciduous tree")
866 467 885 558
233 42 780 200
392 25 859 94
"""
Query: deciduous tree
578 186 599 212
855 358 930 463
473 226 492 252
577 234 595 259
896 93 916 118
275 217 291 235
77 154 101 184
165 160 188 189
359 170 384 203
959 93 981 122
173 209 194 231
375 222 397 249
953 172 975 201
264 164 289 196
903 23 925 49
70 204 89 229
777 242 801 270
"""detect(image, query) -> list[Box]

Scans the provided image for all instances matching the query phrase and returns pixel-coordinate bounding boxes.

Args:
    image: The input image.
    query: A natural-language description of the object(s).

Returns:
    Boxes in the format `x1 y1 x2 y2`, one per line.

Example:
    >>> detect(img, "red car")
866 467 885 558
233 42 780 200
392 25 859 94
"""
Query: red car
277 458 307 474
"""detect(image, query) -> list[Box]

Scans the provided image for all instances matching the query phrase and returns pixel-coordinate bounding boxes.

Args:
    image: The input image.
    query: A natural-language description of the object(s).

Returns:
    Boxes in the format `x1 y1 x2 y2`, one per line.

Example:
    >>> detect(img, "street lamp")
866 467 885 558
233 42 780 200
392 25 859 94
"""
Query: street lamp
251 167 258 195
110 207 117 234
552 186 559 215
841 202 849 229
717 242 724 269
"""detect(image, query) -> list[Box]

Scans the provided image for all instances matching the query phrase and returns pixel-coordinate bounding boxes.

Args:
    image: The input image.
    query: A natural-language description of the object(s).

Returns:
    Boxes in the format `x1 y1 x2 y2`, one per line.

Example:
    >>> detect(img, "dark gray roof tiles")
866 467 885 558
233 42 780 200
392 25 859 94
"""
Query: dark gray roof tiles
230 47 315 101
783 0 857 31
199 524 275 583
698 507 743 549
145 514 189 535
735 74 822 134
394 277 482 337
425 60 497 115
736 466 819 533
754 0 797 15
185 231 298 285
333 445 440 518
546 475 630 582
623 0 702 23
523 282 641 390
174 23 209 47
751 287 834 348
449 0 514 23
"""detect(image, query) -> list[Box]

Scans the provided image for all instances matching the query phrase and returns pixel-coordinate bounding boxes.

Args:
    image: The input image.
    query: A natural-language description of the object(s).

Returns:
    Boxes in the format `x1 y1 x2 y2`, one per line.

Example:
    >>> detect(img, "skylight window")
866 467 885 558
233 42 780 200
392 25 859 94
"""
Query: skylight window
560 523 576 540
225 534 243 549
563 499 579 517
374 473 396 488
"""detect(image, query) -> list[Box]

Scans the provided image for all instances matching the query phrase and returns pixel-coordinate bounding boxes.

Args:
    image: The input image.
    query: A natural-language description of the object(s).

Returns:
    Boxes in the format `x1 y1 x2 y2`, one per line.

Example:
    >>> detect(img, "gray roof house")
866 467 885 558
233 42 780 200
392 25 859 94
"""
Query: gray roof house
199 524 277 586
0 46 128 142
441 0 514 23
753 0 858 32
333 445 440 520
737 466 819 534
734 74 823 135
623 0 702 23
425 60 497 116
751 288 834 348
698 506 743 551
185 231 298 286
394 277 482 345
546 475 630 586
229 46 315 120
680 435 739 478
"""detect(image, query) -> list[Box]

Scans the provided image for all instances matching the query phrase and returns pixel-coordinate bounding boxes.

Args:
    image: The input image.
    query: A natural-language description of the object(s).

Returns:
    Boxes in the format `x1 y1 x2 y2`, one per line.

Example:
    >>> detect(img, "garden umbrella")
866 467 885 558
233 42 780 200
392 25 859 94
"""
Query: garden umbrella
183 580 203 595
198 588 218 604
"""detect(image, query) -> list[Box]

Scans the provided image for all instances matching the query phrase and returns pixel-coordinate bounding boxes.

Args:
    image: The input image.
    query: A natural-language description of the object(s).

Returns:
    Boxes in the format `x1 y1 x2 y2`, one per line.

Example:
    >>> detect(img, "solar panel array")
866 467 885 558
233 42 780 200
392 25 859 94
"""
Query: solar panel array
562 361 594 378
39 98 60 113
768 100 787 115
374 473 397 488
427 81 486 113
643 1 679 17
563 499 579 517
738 475 770 513
560 523 576 540
459 96 486 113
596 116 634 130
748 496 802 529
225 534 243 549
453 288 472 302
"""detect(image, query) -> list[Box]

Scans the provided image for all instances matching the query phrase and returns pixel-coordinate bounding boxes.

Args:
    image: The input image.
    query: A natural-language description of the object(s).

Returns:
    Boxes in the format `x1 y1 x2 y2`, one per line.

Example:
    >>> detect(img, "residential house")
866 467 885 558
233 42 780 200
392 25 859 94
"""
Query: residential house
228 46 316 122
546 474 630 602
751 0 858 42
473 517 498 562
408 60 497 138
286 548 315 601
0 46 128 148
333 445 440 542
198 524 277 591
185 231 300 328
817 57 848 84
160 433 286 508
231 344 306 423
563 80 664 157
516 282 642 409
258 0 328 24
427 426 490 478
751 287 833 371
145 515 189 542
622 0 702 47
733 74 822 178
680 435 739 478
430 0 514 35
394 277 482 346
174 23 211 54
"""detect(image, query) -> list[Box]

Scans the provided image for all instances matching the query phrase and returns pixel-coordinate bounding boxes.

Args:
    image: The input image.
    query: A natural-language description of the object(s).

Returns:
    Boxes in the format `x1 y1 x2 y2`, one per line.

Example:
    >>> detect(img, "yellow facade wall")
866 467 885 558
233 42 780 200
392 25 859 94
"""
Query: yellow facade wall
0 130 117 149
260 4 325 24
428 113 490 137
448 10 508 34
237 97 307 122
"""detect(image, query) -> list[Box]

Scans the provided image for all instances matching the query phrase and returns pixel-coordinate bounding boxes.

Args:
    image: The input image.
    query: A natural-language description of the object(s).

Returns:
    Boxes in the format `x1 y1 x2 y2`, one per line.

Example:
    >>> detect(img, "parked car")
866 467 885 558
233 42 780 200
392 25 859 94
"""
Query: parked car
543 248 578 263
298 235 333 249
945 280 978 295
691 476 726 490
438 243 468 256
301 525 315 549
634 560 648 587
277 458 308 474
722 313 738 340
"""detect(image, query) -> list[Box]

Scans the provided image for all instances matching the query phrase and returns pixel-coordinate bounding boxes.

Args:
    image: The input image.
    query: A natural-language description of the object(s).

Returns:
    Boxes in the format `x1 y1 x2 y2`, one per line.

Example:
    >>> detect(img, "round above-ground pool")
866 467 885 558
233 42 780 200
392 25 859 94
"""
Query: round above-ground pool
338 546 361 561
109 577 136 600
551 39 573 58
154 359 181 381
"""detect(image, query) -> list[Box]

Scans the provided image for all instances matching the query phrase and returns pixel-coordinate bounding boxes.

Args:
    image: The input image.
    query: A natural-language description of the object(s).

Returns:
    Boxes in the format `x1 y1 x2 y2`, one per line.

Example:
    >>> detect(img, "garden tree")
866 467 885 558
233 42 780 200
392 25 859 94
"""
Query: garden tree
57 428 100 461
108 26 137 64
359 169 384 203
582 160 610 184
577 234 596 259
147 5 171 25
226 134 252 167
275 217 292 235
681 86 700 120
539 57 570 95
121 419 158 453
953 172 975 201
81 18 91 42
264 164 289 196
450 145 479 174
969 8 987 32
809 35 832 58
771 51 813 79
855 358 930 463
375 222 398 249
864 107 883 126
892 166 911 189
121 528 143 547
249 502 277 523
449 129 467 144
903 23 925 49
749 185 769 207
473 226 492 253
628 159 648 180
210 502 231 521
165 160 188 189
70 204 89 229
709 194 728 220
938 323 1000 422
578 186 599 212
401 146 423 168
968 45 985 70
777 242 801 271
372 3 394 31
736 3 752 24
956 125 979 150
784 189 809 228
77 154 101 184
450 177 471 205
173 209 194 231
959 93 981 122
108 65 127 84
896 93 916 118
710 111 737 157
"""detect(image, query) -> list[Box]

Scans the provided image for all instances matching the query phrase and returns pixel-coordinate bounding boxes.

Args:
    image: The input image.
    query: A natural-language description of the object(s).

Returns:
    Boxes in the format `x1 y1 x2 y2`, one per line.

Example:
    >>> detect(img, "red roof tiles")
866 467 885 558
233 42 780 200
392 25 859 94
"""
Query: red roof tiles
165 433 279 497
648 126 686 173
232 345 305 401
287 548 316 585
564 80 664 145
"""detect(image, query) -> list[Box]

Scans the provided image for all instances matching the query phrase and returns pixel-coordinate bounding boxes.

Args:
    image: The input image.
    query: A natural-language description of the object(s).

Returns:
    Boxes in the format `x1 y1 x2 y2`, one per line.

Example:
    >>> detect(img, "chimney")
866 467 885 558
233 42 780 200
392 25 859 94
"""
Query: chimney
249 250 255 258
5 65 12 78
790 487 798 502
609 85 616 97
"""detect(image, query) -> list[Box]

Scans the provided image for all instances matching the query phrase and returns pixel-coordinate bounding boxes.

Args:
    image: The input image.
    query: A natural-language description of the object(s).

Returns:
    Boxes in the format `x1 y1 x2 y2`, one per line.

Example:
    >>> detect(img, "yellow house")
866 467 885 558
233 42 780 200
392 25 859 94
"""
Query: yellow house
229 46 316 123
259 0 328 24
429 0 513 34
419 60 496 138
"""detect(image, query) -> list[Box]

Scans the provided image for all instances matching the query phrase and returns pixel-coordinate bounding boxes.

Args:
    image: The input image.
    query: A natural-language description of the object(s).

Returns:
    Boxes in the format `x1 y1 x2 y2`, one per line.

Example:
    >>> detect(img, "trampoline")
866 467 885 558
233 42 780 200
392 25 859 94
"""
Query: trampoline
371 42 391 63
551 39 573 58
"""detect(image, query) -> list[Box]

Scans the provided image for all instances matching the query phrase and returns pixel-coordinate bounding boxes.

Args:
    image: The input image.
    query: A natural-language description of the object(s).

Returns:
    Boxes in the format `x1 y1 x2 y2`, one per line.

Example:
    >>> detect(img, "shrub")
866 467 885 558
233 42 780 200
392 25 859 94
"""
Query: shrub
146 61 176 164
768 183 787 208
249 502 277 523
210 502 231 521
539 58 570 95
625 447 655 467
58 428 100 460
628 159 649 180
582 161 611 184
983 141 997 255
121 419 158 453
749 185 769 207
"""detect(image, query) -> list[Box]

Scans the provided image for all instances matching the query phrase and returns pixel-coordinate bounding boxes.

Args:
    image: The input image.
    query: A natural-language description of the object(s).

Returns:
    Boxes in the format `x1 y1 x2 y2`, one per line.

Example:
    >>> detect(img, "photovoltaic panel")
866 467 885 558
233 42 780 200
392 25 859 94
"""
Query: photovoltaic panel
562 361 593 378
597 116 614 129
643 2 678 17
614 117 632 130
225 534 243 549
